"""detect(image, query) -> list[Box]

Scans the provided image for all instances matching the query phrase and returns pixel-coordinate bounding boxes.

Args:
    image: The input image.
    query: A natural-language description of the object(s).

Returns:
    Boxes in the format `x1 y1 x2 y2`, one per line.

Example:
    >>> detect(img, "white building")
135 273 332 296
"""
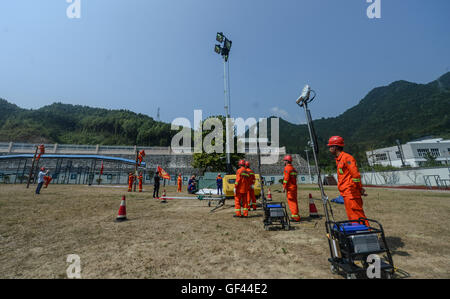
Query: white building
366 138 450 168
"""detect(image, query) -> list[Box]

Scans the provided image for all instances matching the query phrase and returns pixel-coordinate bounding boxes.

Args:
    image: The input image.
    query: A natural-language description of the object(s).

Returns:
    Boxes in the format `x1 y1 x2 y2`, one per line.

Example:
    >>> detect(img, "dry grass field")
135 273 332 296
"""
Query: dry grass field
0 183 449 279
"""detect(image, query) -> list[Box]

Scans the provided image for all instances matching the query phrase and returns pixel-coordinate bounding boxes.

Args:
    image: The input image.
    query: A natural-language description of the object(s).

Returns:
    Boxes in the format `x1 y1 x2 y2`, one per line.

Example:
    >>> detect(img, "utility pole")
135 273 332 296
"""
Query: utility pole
26 145 39 188
396 139 406 167
133 150 138 192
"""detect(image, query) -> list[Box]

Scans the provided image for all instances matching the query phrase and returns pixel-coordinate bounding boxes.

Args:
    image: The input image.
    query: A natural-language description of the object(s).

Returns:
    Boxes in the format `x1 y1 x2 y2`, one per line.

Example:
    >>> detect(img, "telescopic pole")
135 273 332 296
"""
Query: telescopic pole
305 148 312 182
297 100 330 222
297 98 335 259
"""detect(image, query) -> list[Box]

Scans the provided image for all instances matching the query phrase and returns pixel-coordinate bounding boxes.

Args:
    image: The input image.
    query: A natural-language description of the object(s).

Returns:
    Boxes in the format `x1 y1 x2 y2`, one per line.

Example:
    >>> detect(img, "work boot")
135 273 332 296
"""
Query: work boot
233 214 242 218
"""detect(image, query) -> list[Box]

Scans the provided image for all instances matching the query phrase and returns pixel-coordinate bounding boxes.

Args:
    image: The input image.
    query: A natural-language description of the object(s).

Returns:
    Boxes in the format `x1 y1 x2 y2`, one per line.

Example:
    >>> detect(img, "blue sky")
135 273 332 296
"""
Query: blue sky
0 0 449 125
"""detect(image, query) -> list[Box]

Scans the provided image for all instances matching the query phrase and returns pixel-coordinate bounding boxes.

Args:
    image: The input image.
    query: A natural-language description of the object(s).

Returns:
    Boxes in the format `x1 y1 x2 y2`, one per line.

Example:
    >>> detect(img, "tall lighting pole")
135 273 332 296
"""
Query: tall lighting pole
214 32 233 174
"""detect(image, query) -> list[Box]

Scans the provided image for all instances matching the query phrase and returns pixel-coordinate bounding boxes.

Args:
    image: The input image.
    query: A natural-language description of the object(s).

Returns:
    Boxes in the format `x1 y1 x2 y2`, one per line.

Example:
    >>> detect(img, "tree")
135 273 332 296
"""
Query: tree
192 116 244 173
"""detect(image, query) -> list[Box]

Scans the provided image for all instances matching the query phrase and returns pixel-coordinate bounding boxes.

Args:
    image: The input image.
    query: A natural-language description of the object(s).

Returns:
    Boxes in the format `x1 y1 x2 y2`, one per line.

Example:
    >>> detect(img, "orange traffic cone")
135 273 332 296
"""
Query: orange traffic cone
116 196 127 222
267 189 272 201
160 189 167 203
308 193 319 218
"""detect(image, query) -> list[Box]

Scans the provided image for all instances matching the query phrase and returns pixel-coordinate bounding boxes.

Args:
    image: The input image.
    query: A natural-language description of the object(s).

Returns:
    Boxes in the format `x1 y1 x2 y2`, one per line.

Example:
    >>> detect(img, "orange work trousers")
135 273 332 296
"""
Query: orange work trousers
343 195 369 226
247 189 256 210
234 193 249 217
177 183 182 192
128 181 133 192
139 183 143 192
286 188 300 221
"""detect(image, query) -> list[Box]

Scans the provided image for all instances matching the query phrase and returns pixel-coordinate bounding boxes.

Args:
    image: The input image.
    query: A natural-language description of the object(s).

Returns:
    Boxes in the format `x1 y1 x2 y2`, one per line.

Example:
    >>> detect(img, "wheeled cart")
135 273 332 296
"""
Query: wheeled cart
326 219 395 279
263 202 290 231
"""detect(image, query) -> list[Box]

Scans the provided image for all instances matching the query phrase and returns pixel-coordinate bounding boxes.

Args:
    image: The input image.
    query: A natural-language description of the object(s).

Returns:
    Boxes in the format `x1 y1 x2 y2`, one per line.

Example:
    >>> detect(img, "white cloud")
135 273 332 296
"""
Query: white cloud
270 107 290 120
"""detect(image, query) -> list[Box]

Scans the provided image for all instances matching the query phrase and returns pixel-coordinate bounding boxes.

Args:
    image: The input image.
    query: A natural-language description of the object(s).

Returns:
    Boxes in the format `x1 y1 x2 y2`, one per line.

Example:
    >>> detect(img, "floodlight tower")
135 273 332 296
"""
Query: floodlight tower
214 32 233 174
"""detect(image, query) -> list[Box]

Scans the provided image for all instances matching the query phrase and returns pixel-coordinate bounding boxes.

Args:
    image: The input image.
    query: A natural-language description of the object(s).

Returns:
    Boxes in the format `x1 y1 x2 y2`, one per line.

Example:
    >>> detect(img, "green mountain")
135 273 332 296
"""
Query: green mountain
1 72 449 168
0 100 177 146
277 72 450 167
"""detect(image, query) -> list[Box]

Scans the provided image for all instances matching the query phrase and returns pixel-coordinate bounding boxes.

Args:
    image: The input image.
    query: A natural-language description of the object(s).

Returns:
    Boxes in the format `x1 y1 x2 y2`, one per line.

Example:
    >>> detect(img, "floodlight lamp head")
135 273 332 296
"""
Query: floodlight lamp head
296 84 311 105
224 39 232 51
216 32 224 43
214 44 222 54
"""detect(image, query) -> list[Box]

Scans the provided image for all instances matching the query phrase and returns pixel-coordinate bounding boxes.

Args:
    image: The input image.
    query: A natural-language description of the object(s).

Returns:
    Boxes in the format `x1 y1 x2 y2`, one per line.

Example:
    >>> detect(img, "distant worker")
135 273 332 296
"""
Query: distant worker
128 172 134 192
327 136 369 226
36 167 49 195
216 173 223 195
177 173 183 192
245 161 257 211
43 173 53 189
153 172 161 198
187 175 196 194
234 159 250 217
283 155 300 222
138 172 143 192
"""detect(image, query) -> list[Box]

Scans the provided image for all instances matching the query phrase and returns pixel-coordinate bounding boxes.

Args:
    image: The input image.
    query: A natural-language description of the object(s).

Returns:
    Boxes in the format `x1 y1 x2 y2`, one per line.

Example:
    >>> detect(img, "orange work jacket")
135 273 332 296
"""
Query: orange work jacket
235 167 250 194
283 164 298 191
335 151 363 197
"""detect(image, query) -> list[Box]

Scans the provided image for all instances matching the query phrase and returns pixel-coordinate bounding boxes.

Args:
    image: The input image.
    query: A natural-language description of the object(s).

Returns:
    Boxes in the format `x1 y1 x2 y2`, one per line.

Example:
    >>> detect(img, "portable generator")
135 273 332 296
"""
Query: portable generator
326 219 395 279
263 202 290 231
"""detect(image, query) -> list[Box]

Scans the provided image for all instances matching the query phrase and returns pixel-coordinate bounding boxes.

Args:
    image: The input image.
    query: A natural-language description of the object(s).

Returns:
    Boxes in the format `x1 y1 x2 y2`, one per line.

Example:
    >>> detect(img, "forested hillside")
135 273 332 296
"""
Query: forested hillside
277 72 450 167
1 72 449 169
0 101 177 146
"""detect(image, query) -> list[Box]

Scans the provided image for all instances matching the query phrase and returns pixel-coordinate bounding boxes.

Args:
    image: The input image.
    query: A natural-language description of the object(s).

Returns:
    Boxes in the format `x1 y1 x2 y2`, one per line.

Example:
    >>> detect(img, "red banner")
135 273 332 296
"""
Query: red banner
157 166 170 180
138 150 146 166
36 144 45 161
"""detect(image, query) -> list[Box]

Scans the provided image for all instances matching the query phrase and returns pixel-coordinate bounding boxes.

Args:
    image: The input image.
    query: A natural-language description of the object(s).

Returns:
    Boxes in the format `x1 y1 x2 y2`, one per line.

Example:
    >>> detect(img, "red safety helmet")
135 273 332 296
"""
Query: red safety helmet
283 155 293 163
327 136 345 147
245 161 250 167
40 167 45 171
238 159 246 167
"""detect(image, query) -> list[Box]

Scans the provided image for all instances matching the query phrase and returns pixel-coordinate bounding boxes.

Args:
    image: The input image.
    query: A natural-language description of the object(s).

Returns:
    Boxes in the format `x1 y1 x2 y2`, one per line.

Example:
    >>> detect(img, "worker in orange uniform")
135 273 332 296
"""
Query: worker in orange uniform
138 172 144 192
327 136 369 226
43 174 52 189
128 172 134 192
282 155 300 222
177 173 183 192
234 159 250 218
245 161 257 211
